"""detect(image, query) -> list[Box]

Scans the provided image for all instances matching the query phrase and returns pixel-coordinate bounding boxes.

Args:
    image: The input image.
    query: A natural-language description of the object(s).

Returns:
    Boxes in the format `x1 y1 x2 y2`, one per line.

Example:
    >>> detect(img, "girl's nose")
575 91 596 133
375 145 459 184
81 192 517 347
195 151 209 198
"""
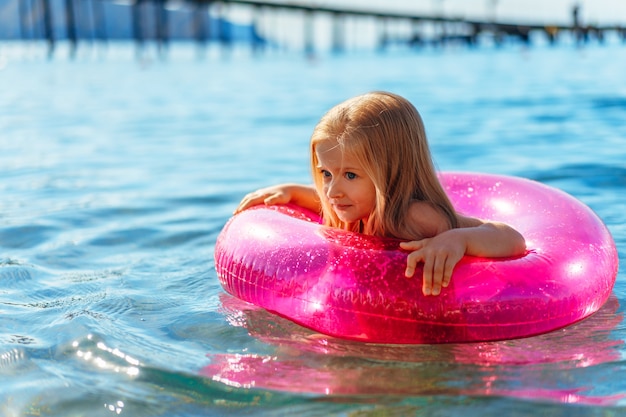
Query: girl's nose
326 179 343 199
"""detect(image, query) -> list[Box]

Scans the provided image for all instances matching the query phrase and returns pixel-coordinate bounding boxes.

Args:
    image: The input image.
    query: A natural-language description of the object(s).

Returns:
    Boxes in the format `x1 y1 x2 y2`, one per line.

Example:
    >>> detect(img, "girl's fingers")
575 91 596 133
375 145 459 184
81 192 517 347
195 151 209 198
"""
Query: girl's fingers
404 246 425 278
234 195 259 214
430 254 448 296
422 254 437 296
264 192 285 205
414 250 449 296
399 240 426 251
235 191 280 214
403 239 457 296
405 256 418 278
442 261 454 288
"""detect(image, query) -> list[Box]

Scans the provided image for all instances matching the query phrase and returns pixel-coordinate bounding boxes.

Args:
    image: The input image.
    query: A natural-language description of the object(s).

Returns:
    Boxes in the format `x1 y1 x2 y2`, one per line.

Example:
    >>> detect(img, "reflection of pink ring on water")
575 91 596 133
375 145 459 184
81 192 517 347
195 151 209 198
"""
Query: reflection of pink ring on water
215 172 618 344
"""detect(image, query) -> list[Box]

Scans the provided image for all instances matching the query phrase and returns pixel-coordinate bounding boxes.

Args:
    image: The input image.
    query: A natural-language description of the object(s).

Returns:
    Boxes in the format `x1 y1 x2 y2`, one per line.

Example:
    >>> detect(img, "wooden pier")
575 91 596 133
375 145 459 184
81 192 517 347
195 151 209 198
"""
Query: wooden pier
11 0 626 58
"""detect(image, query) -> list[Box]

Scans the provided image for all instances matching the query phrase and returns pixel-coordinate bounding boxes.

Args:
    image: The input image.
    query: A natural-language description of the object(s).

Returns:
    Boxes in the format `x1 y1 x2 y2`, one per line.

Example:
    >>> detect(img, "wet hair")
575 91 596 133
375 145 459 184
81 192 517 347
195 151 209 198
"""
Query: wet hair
310 91 458 239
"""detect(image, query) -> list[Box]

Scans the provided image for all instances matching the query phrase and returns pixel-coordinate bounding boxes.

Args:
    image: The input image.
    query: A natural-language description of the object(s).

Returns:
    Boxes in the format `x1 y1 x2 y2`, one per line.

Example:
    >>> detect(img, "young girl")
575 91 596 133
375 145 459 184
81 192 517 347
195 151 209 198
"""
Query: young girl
235 91 526 296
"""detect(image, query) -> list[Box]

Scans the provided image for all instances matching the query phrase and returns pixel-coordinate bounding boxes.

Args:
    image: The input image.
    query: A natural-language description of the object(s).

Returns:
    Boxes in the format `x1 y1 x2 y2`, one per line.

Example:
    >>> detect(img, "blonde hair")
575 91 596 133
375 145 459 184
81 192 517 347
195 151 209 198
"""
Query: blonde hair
310 91 458 239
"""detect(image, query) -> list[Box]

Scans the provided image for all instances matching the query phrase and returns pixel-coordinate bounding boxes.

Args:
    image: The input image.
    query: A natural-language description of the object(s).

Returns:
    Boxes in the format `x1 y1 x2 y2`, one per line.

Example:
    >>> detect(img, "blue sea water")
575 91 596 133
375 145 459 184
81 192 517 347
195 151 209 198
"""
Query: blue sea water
0 40 625 416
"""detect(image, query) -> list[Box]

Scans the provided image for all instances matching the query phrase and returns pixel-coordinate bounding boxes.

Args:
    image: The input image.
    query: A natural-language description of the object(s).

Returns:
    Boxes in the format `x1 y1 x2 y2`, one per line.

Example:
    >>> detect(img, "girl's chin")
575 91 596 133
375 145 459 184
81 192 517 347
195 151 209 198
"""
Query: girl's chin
334 213 362 225
333 211 352 223
332 207 367 225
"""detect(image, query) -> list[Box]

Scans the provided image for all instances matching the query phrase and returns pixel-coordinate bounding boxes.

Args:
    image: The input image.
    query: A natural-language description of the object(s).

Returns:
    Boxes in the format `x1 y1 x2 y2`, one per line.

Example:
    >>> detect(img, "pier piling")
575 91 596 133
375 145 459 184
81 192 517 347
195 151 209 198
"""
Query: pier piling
304 8 314 57
41 0 54 57
65 0 77 57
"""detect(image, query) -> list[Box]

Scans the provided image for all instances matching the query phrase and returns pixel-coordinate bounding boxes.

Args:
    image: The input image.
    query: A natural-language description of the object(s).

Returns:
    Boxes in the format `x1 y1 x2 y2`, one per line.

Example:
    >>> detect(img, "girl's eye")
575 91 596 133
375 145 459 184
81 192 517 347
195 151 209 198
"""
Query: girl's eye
321 169 331 178
346 172 357 180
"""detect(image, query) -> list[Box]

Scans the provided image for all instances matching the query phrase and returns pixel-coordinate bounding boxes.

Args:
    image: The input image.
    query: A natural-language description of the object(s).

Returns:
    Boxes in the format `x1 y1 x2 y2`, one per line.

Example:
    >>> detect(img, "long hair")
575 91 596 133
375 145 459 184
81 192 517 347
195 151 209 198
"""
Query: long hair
310 91 458 239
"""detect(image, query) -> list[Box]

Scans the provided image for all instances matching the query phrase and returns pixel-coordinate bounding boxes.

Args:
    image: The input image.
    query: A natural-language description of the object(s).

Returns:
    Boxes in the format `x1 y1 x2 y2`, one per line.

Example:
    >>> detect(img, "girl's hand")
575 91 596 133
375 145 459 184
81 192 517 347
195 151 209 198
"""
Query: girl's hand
235 185 293 214
399 230 467 296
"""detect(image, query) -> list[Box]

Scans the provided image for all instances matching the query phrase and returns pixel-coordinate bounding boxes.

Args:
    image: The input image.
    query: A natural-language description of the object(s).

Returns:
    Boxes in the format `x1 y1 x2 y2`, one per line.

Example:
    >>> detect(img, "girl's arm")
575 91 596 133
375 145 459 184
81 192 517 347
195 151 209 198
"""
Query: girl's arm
235 183 321 214
400 205 526 296
454 215 527 258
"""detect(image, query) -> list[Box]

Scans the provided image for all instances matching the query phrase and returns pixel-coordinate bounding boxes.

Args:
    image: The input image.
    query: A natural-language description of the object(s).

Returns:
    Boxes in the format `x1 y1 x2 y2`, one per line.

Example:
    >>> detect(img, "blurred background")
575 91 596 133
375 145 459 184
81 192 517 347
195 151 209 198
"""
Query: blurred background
1 0 625 58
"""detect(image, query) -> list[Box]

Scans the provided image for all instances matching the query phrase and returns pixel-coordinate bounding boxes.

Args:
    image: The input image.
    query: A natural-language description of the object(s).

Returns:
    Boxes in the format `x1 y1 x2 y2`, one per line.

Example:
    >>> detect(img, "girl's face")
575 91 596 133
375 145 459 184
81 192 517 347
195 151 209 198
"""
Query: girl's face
315 140 376 225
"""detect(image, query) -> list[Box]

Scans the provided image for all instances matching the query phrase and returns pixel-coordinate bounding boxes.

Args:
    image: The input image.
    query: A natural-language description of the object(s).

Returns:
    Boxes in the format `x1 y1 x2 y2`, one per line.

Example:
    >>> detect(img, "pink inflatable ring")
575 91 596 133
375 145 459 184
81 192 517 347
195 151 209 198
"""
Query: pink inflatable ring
215 172 618 344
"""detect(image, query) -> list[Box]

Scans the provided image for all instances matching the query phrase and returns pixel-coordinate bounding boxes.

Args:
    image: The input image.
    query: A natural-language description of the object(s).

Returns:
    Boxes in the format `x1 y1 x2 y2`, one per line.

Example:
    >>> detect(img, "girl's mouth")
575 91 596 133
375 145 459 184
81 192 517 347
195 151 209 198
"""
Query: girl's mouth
333 204 351 211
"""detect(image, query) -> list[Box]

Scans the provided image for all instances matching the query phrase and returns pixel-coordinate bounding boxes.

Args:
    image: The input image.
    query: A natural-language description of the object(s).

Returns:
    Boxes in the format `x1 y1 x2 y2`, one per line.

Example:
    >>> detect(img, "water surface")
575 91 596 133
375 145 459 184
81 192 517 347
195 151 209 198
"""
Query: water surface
1 41 625 416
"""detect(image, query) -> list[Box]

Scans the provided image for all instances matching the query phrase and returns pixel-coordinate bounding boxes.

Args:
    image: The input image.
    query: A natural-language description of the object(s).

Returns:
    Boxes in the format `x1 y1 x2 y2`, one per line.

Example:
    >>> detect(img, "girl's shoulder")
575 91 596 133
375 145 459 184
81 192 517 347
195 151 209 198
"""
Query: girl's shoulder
406 200 450 238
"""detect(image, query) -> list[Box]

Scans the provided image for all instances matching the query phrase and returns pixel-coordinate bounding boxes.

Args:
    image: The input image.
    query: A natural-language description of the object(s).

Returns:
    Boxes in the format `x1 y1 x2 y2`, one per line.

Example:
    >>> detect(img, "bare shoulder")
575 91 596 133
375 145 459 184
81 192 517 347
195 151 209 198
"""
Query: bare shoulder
407 201 451 237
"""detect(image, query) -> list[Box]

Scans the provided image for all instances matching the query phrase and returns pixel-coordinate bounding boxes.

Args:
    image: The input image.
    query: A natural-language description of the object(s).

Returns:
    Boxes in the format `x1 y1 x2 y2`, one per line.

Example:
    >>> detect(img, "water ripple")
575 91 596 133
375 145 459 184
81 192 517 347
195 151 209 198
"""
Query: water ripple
0 224 60 249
